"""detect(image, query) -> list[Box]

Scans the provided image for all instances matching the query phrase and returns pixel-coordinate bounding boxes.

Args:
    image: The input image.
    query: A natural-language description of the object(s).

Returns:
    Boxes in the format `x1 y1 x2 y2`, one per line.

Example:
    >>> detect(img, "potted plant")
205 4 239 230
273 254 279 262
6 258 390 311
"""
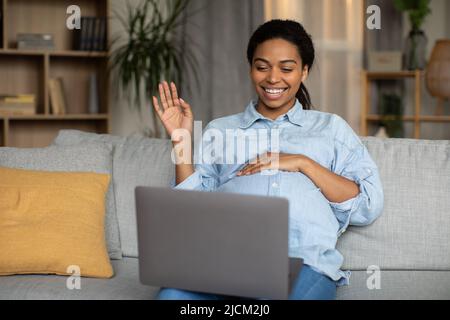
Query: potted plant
393 0 431 70
379 93 404 138
111 0 199 137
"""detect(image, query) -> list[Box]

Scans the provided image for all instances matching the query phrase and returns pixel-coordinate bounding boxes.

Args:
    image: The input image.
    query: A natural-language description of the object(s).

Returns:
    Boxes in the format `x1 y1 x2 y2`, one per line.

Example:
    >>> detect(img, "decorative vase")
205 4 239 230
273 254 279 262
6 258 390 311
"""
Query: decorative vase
404 29 428 70
374 126 389 139
425 39 450 115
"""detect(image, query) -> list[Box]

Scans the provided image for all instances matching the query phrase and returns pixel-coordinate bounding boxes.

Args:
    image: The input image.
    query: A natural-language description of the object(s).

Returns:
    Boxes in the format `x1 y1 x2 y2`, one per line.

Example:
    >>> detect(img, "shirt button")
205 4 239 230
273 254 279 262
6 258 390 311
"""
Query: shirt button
272 182 279 188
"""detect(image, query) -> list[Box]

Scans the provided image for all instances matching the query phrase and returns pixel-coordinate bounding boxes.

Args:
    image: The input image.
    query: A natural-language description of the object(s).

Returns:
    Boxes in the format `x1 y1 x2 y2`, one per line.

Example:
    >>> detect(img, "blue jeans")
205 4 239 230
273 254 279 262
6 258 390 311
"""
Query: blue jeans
156 264 337 300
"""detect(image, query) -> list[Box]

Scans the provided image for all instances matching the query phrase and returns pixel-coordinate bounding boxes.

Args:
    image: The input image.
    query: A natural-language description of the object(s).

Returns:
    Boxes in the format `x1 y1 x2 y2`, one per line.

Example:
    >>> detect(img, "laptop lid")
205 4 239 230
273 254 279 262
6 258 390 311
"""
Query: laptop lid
135 186 290 299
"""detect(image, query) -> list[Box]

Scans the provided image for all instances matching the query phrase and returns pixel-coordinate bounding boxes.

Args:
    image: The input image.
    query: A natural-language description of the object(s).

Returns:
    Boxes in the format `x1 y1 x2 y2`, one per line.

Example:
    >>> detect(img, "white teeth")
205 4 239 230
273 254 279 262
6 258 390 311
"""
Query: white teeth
264 88 286 94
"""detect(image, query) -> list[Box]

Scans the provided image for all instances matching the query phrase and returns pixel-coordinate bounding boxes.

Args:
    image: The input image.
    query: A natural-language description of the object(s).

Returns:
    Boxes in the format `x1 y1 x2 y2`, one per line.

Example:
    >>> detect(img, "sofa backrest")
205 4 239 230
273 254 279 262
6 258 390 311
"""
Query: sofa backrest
54 131 450 270
337 137 450 271
137 136 449 271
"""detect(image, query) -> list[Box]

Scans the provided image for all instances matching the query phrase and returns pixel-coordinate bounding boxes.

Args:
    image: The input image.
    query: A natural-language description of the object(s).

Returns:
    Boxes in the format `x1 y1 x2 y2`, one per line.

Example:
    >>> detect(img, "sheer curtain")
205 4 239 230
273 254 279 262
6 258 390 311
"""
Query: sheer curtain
177 0 264 127
110 0 264 137
265 0 364 132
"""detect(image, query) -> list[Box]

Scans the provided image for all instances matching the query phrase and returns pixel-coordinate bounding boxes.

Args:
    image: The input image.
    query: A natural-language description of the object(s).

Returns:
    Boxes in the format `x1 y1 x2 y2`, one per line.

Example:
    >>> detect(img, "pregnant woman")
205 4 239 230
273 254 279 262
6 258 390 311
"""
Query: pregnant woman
152 19 384 300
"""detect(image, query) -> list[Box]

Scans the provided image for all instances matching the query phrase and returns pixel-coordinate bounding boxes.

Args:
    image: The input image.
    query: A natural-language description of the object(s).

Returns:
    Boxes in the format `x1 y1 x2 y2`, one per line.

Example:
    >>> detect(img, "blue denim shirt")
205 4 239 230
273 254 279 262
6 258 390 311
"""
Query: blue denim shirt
174 98 384 286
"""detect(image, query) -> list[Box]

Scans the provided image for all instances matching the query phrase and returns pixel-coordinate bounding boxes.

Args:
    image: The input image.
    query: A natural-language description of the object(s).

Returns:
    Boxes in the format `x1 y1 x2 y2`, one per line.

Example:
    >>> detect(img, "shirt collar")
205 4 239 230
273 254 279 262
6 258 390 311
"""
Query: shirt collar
239 98 306 129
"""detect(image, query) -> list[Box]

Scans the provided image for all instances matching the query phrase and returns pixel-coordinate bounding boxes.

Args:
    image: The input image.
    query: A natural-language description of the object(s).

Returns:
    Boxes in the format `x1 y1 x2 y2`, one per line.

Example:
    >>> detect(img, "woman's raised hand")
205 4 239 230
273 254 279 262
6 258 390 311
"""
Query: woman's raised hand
152 81 193 139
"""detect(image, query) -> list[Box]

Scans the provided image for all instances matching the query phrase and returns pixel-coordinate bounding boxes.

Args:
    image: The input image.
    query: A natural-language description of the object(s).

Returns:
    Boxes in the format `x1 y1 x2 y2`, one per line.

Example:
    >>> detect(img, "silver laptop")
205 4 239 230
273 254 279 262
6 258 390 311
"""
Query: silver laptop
135 186 302 300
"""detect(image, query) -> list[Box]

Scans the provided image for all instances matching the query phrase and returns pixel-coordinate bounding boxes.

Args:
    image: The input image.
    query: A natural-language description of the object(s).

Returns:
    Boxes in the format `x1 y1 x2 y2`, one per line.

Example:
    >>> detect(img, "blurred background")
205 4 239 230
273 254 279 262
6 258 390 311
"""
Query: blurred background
0 0 448 147
111 0 450 140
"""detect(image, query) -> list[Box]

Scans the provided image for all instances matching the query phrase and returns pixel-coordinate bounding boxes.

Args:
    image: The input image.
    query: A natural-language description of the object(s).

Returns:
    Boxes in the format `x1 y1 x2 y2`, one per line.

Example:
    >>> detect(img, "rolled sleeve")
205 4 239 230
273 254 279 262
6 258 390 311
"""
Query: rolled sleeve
330 116 384 236
171 122 222 192
171 164 220 192
171 170 203 190
330 145 384 236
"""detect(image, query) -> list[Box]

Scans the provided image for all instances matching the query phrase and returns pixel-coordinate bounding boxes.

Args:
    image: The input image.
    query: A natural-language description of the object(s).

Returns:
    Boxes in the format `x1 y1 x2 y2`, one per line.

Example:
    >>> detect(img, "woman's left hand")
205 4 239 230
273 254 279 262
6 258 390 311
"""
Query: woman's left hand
237 152 310 176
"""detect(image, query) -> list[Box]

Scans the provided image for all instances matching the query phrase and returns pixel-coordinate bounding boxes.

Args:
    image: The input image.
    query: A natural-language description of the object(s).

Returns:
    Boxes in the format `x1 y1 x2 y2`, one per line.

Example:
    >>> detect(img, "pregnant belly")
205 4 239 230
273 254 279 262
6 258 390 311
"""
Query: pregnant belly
216 171 340 239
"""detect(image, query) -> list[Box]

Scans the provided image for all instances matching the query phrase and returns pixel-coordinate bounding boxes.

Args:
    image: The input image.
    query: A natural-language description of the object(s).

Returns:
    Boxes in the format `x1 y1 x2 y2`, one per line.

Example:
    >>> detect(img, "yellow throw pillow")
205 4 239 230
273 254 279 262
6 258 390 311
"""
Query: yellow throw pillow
0 166 113 278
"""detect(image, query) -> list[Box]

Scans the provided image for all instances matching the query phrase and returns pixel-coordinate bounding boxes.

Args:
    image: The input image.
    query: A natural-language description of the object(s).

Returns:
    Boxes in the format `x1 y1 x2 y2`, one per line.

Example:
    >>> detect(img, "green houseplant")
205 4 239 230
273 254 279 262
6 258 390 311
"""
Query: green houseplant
111 0 199 137
393 0 431 70
380 93 404 138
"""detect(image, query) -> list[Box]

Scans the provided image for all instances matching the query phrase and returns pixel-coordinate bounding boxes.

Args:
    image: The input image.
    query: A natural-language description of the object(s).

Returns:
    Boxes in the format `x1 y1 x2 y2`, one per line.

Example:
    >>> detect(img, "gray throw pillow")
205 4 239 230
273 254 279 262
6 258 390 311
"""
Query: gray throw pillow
0 143 122 260
53 130 175 257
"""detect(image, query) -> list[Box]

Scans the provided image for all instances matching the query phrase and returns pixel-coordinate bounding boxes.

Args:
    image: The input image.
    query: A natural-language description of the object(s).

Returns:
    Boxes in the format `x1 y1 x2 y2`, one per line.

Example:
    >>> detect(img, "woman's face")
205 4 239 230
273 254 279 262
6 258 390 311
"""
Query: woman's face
250 38 308 110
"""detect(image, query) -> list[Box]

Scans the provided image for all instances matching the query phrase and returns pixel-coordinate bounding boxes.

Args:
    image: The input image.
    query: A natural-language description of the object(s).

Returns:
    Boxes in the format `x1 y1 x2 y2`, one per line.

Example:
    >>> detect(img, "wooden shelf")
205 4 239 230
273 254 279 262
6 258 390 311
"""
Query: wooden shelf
361 70 425 139
362 70 450 138
50 50 109 58
0 0 111 147
366 115 415 121
1 114 109 120
418 115 450 122
366 71 418 79
0 49 109 58
367 114 450 122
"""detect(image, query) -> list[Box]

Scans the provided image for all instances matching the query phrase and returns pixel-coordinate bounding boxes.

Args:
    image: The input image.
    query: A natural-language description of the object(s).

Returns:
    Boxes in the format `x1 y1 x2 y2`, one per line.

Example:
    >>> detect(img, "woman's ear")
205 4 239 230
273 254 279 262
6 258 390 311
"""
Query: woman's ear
301 65 309 82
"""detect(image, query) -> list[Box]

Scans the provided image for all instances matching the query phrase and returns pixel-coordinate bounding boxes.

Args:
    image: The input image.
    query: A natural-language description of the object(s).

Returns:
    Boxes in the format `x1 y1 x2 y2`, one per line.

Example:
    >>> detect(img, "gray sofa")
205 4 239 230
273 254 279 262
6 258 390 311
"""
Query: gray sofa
1 130 449 300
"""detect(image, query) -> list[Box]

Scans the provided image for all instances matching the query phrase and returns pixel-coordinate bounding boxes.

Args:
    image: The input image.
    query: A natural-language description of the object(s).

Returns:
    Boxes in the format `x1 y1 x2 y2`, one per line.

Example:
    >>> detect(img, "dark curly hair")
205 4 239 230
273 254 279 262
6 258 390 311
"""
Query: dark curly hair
247 19 315 110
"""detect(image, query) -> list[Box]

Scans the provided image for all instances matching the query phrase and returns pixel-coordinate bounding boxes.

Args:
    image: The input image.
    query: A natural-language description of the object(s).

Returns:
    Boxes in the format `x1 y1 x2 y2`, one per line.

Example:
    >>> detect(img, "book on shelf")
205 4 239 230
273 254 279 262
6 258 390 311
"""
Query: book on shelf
74 17 85 50
48 78 67 115
0 94 36 115
99 17 107 51
17 33 55 50
75 17 107 51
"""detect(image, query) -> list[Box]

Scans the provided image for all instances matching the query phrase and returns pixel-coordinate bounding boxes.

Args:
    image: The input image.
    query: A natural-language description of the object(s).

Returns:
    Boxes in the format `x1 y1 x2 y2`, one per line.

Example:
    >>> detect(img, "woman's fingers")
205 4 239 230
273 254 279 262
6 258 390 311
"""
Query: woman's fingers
238 161 264 175
158 83 169 111
152 96 163 118
170 82 181 107
237 152 279 175
238 163 266 176
162 81 174 108
179 98 193 118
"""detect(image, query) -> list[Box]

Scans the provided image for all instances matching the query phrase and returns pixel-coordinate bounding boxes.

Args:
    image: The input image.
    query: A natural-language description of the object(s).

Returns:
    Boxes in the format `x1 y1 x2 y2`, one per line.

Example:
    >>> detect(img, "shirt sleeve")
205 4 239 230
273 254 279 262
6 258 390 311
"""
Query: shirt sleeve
329 115 384 236
171 122 222 192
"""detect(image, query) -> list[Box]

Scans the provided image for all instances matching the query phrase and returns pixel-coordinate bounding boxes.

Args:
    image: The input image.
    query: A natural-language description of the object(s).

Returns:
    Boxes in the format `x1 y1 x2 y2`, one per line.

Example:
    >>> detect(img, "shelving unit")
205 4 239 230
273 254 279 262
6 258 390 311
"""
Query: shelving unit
361 70 450 139
0 0 111 147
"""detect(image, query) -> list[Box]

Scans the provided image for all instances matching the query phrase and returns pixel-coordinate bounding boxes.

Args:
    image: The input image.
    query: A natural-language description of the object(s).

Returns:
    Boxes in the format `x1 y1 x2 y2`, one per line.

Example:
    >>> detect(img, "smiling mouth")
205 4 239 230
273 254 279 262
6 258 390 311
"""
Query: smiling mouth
261 86 288 99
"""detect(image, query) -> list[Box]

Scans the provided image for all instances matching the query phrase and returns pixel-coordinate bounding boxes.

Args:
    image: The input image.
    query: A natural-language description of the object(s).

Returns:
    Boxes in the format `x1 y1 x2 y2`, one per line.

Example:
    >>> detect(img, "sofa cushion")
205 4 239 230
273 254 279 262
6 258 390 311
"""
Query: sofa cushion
336 270 450 300
0 167 113 278
53 130 175 257
337 137 450 270
0 144 122 260
2 264 448 300
0 258 158 300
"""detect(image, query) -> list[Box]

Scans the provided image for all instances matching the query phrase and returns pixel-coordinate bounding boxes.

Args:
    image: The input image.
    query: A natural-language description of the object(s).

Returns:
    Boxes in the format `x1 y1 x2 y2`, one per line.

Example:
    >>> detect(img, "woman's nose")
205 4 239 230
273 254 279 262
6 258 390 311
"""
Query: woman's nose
267 69 281 83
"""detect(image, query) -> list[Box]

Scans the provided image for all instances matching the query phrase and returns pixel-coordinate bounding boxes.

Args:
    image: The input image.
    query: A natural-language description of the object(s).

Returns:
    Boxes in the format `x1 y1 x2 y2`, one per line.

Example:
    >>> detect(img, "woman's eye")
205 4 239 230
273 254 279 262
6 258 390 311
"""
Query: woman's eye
257 67 268 71
282 69 293 72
